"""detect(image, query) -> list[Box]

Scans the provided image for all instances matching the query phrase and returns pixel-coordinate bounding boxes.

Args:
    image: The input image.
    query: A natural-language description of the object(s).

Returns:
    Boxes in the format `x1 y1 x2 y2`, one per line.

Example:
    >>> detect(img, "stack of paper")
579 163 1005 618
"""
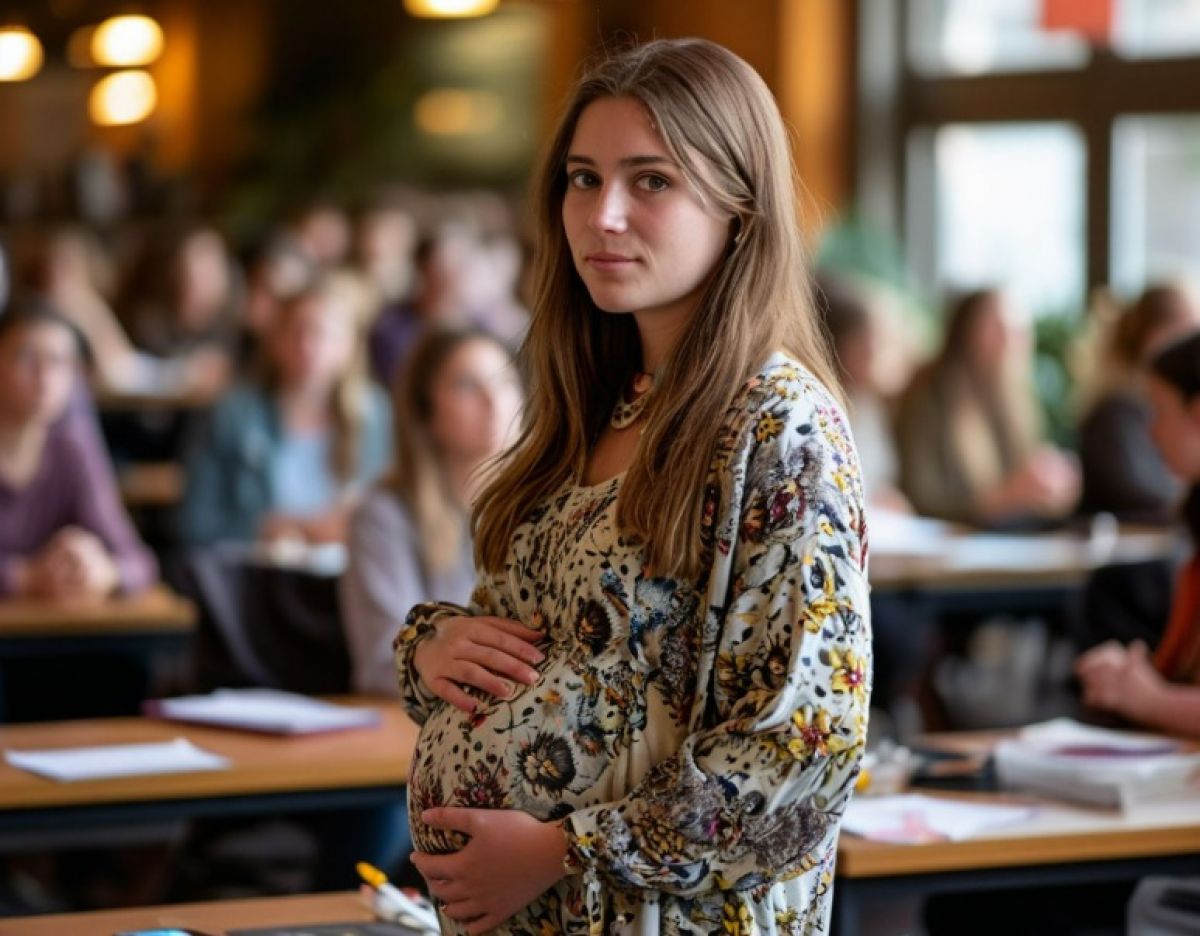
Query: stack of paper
5 738 229 782
843 793 1036 843
147 688 380 735
994 718 1200 809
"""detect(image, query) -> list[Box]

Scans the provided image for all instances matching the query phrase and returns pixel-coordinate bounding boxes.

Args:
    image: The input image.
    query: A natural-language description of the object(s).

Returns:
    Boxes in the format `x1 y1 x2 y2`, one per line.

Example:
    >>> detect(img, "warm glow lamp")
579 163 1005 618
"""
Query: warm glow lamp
0 26 43 81
89 70 157 126
92 15 164 67
414 88 503 136
404 0 500 18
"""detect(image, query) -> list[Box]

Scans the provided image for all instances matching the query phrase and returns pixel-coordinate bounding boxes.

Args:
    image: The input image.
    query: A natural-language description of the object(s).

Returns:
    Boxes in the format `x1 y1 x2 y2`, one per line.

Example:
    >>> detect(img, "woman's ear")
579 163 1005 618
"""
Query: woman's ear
729 217 744 248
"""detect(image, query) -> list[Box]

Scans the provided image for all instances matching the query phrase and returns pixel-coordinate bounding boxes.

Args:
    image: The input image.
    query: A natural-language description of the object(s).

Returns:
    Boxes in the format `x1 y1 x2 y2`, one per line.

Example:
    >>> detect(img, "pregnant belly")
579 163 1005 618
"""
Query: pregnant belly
406 686 601 855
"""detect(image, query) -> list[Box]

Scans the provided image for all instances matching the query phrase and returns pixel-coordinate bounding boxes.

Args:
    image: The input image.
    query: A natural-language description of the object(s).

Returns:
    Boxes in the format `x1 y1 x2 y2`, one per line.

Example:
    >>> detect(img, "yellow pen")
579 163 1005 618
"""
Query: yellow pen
356 861 441 932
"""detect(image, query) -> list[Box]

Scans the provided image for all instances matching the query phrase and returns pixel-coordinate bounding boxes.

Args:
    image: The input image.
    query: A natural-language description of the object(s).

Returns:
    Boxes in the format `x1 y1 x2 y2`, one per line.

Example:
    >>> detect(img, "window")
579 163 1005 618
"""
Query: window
884 0 1200 306
908 0 1089 75
907 122 1085 316
1112 115 1200 293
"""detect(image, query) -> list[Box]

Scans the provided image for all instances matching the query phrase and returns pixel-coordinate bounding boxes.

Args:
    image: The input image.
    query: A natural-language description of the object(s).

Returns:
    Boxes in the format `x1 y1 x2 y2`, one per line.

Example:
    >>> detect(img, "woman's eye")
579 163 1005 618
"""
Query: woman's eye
568 170 598 189
637 174 669 192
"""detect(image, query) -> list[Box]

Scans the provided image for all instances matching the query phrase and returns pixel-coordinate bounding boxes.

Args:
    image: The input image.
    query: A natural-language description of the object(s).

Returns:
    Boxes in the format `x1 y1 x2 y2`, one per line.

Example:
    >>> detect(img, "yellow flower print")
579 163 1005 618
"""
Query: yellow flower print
786 706 849 761
755 411 784 443
830 647 868 702
722 898 754 935
801 593 840 634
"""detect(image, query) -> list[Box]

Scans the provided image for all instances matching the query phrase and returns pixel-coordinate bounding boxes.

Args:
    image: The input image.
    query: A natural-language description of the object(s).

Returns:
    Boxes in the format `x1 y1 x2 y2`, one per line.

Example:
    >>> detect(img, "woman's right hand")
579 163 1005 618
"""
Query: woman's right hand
412 616 545 713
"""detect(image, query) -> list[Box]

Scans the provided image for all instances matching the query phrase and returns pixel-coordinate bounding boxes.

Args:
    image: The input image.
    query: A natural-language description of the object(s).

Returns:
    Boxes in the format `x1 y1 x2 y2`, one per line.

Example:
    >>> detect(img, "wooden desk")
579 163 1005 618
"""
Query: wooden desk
833 740 1200 933
0 699 416 844
0 585 195 663
0 890 368 935
0 586 194 640
119 462 186 509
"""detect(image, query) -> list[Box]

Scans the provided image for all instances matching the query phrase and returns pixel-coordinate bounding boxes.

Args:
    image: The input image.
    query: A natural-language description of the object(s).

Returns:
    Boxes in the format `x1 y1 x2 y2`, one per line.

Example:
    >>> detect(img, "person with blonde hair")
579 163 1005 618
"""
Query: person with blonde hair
341 326 522 695
896 288 1079 526
395 38 870 934
179 269 389 546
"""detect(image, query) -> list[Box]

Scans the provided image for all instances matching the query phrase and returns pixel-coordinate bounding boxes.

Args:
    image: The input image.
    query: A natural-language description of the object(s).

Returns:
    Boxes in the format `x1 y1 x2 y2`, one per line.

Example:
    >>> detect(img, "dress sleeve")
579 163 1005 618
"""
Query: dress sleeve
563 378 871 896
393 568 518 726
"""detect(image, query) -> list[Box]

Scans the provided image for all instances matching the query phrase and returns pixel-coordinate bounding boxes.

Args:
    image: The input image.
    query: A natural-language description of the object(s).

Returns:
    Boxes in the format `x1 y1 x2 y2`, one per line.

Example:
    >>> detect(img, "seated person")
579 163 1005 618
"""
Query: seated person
0 301 157 600
341 327 523 695
23 227 229 401
1076 329 1200 736
815 271 912 513
1078 282 1200 524
896 288 1079 526
179 270 390 546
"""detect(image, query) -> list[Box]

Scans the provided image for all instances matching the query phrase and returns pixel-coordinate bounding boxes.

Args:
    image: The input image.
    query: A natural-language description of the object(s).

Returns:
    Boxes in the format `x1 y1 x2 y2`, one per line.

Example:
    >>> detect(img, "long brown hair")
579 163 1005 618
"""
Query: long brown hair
386 326 517 575
266 269 377 483
473 38 838 579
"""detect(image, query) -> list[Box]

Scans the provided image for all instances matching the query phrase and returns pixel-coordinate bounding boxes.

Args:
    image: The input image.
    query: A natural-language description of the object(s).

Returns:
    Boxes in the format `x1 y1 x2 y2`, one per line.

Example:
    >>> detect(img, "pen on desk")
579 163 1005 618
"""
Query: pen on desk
356 860 441 932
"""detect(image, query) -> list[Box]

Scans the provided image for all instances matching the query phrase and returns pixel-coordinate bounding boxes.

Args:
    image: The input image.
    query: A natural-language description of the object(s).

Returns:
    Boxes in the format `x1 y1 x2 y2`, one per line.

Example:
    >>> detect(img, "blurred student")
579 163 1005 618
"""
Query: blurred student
289 200 353 268
24 228 229 401
0 301 156 600
340 327 522 695
896 288 1079 526
369 226 490 387
179 270 389 547
1076 330 1200 736
816 272 911 513
1078 283 1200 524
240 236 316 367
354 200 419 309
121 226 243 361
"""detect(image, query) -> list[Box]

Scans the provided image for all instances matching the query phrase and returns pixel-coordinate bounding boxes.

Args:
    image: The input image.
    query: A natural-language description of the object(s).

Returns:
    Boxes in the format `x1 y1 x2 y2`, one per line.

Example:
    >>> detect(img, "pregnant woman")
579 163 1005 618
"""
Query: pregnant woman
396 38 871 935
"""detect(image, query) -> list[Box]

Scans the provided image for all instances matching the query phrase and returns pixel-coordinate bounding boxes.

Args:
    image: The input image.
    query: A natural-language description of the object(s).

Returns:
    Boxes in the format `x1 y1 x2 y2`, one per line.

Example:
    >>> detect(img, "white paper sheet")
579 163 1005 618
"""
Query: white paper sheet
149 688 380 735
843 793 1036 843
5 737 230 782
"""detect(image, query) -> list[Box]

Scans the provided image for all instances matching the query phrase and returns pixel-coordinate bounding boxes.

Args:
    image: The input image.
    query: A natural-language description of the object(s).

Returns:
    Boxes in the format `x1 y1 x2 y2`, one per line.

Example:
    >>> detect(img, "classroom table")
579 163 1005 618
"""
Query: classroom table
0 698 416 850
119 461 186 509
0 889 370 935
0 585 195 660
832 736 1200 934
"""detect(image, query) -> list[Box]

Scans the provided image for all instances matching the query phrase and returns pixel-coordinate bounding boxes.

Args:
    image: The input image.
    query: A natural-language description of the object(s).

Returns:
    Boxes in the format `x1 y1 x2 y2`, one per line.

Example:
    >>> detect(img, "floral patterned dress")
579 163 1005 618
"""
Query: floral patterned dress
395 354 871 935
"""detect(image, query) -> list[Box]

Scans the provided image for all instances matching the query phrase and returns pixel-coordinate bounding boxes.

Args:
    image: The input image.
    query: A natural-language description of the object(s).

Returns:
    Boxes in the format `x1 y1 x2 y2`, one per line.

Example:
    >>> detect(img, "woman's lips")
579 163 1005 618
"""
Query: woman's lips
585 252 637 272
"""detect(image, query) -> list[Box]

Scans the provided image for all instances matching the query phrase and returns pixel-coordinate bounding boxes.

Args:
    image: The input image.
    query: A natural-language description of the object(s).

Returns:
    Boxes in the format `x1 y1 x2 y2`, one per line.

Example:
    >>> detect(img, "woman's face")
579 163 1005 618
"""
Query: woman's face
270 293 356 392
0 322 77 426
561 96 731 326
177 230 231 327
428 339 523 463
1148 374 1200 481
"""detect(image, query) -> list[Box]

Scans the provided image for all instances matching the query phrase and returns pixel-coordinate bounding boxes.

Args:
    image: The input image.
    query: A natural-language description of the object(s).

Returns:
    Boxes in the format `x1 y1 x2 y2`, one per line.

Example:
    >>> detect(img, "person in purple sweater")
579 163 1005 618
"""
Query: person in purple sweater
0 301 157 600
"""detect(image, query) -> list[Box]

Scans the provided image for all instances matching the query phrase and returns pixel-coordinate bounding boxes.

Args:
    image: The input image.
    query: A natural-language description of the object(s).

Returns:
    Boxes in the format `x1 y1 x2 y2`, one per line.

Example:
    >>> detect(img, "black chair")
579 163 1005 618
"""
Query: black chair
174 548 351 694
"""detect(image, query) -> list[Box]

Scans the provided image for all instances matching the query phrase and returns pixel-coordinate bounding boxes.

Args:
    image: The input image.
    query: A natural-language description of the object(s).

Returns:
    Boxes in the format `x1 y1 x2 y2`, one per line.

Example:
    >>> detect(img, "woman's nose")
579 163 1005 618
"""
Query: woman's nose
589 183 629 235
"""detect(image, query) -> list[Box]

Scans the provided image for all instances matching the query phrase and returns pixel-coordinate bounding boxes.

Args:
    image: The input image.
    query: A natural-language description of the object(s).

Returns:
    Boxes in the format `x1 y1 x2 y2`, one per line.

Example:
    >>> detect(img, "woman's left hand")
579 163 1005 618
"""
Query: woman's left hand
411 807 569 934
1076 639 1167 721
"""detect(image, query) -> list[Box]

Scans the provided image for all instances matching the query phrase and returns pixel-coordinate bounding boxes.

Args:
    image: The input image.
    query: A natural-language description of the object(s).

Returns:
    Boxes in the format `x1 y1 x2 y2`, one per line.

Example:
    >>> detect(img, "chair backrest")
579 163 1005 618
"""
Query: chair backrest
176 549 351 694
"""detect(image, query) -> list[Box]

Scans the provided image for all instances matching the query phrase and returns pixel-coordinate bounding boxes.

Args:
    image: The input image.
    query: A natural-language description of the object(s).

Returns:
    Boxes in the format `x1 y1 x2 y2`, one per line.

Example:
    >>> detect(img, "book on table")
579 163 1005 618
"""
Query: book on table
993 717 1200 809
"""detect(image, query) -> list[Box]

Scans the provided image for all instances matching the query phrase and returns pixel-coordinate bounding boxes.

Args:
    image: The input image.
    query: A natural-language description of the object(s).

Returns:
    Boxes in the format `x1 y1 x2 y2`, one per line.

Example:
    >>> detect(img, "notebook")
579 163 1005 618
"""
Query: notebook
4 737 229 782
146 689 380 736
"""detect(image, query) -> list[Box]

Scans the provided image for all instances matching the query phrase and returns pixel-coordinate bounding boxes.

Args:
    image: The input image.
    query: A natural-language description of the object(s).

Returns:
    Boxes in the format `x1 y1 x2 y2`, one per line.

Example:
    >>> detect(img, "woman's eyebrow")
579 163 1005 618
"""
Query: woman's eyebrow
565 154 674 167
